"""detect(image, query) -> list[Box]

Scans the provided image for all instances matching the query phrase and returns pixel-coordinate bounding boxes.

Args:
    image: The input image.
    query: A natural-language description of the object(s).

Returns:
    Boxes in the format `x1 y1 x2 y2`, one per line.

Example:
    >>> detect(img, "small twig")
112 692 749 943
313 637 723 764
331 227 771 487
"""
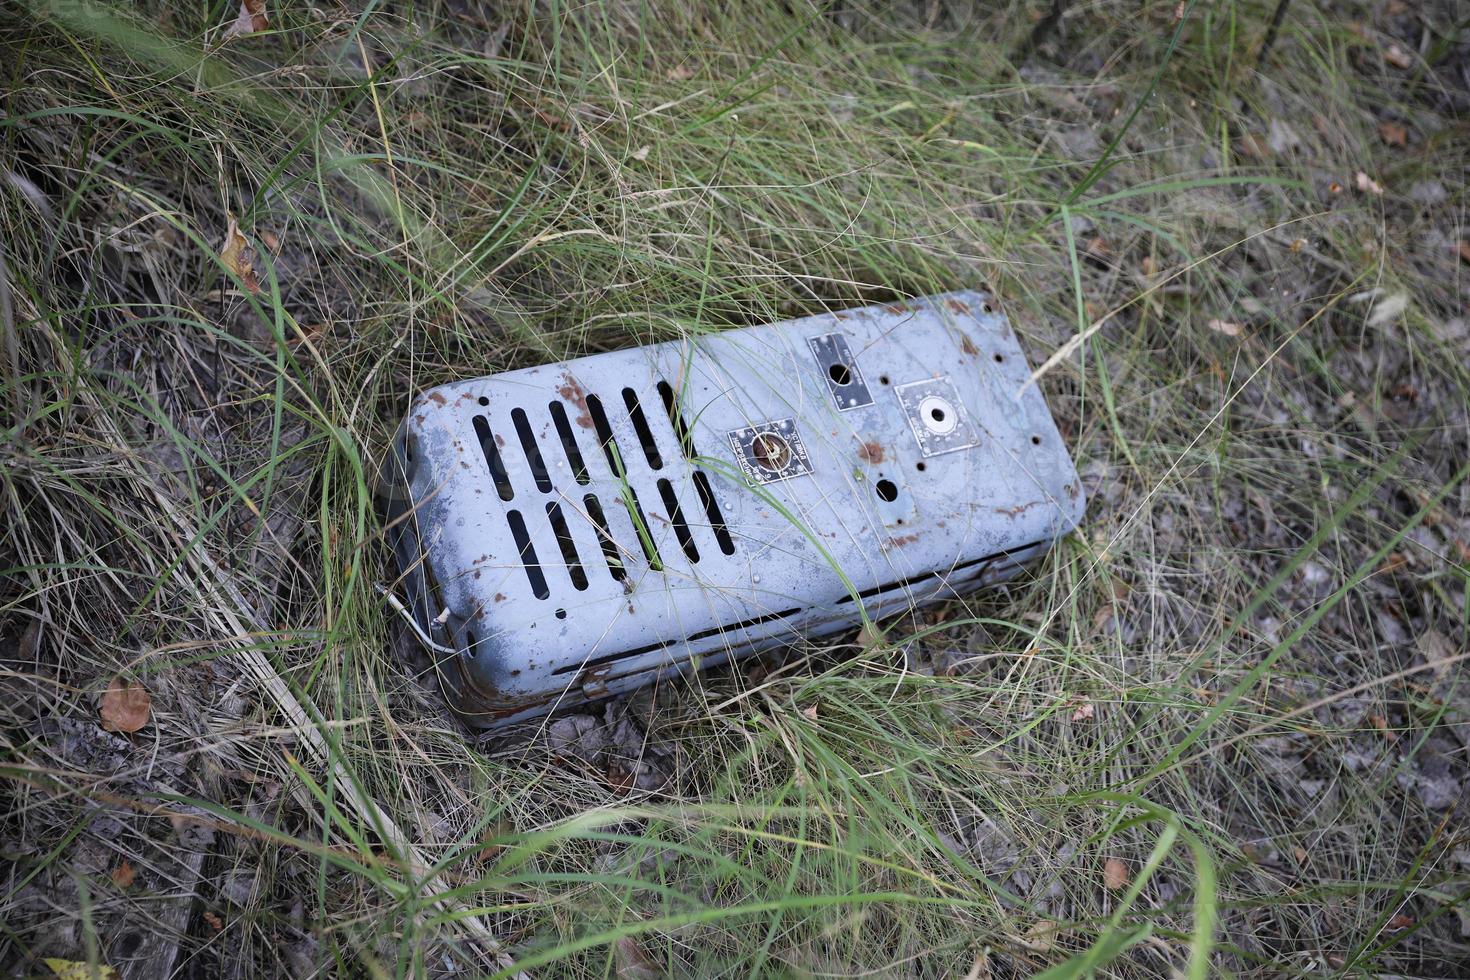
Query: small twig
1257 0 1292 67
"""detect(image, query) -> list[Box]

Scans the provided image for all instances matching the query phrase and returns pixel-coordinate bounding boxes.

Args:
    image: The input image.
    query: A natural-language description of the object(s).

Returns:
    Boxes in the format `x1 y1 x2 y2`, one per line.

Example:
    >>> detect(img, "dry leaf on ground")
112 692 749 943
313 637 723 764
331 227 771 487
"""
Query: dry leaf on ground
1071 701 1095 722
219 215 260 293
1102 857 1130 890
1355 171 1384 195
1377 121 1408 146
203 910 225 931
615 936 663 979
46 961 119 980
1208 318 1243 337
222 0 268 40
1383 43 1413 69
99 676 151 733
110 861 136 889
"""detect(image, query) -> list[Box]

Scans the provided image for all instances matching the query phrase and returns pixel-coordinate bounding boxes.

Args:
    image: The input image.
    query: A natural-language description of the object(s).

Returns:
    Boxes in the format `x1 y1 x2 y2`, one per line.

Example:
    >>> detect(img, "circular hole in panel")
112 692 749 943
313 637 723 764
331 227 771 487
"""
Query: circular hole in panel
828 362 853 385
879 375 890 385
750 433 792 471
1031 435 1042 445
875 479 899 502
478 396 490 406
916 461 926 472
930 407 946 422
982 302 994 314
993 353 1004 363
555 608 567 620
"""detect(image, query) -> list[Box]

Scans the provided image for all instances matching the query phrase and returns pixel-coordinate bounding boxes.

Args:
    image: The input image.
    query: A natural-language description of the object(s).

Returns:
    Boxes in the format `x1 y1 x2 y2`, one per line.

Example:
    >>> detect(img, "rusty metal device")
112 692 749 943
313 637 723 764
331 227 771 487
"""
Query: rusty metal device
382 290 1084 727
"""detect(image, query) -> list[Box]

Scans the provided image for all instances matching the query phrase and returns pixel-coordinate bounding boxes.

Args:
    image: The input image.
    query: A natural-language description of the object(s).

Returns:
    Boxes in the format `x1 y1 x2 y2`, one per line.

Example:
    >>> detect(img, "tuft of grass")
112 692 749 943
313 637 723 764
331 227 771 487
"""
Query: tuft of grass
3 0 1468 976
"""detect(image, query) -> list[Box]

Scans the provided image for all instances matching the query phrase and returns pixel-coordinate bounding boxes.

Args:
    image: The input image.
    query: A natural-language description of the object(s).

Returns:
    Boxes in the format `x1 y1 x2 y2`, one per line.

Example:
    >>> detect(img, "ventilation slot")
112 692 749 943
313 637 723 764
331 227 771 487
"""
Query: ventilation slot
554 604 803 676
511 407 552 493
657 380 736 555
584 493 627 582
657 479 700 563
505 509 549 599
587 392 663 571
548 400 590 485
623 388 663 469
836 540 1045 605
545 501 589 591
472 416 515 501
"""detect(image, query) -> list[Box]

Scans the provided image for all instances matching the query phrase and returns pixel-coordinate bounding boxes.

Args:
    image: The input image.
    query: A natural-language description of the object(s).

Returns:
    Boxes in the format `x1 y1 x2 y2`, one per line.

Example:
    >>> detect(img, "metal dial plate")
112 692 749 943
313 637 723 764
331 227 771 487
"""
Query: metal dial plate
807 332 874 411
727 418 814 484
894 376 979 457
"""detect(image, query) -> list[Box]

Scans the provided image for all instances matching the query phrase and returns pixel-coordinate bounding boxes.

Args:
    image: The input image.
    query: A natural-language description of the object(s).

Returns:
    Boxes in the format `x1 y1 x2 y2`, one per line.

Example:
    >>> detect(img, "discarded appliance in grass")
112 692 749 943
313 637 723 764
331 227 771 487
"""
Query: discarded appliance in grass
380 290 1085 727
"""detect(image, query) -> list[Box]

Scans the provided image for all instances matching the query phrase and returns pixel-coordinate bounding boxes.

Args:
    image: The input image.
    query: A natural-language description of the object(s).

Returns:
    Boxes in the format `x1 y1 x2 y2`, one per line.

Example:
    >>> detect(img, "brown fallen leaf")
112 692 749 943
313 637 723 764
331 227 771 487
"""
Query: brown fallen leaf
1385 913 1413 931
1377 121 1408 147
99 676 151 733
110 861 136 889
801 703 819 720
203 910 224 931
222 0 267 40
615 935 663 979
219 215 260 293
1383 43 1413 70
1207 318 1244 337
1102 857 1129 890
1355 171 1384 196
1071 701 1095 722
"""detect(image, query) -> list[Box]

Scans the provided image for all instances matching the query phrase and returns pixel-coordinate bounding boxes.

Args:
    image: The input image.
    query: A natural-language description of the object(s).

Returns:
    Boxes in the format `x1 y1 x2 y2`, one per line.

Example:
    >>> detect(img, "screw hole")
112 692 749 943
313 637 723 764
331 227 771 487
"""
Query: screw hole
929 407 946 423
895 517 905 525
555 608 567 620
828 362 852 385
1031 435 1042 445
478 396 490 406
875 479 899 502
993 353 1004 363
982 302 994 314
878 375 890 385
916 461 926 472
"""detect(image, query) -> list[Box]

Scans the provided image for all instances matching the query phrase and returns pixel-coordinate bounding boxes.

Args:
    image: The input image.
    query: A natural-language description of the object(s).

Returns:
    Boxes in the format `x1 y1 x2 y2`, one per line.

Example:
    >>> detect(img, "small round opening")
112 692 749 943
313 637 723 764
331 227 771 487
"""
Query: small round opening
1031 435 1042 445
555 608 567 620
915 461 926 472
478 396 490 406
750 433 792 471
875 479 899 502
828 362 853 386
896 517 905 525
878 375 890 385
929 407 946 423
981 302 994 314
993 353 1004 363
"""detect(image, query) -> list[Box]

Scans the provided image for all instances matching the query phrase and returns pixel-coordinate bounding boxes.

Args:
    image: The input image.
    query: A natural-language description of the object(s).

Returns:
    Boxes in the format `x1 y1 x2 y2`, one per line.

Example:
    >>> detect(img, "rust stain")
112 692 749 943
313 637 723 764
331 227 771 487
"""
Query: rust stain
834 311 849 320
857 441 884 464
887 533 920 548
425 391 447 406
495 433 505 447
994 501 1042 518
959 335 979 357
494 592 506 602
558 371 594 429
885 303 907 314
946 298 972 315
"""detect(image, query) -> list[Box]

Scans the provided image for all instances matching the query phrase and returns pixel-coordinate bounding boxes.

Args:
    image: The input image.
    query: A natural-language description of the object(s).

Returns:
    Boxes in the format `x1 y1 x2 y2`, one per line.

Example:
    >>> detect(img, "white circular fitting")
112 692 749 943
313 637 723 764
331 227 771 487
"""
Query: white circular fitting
917 395 958 435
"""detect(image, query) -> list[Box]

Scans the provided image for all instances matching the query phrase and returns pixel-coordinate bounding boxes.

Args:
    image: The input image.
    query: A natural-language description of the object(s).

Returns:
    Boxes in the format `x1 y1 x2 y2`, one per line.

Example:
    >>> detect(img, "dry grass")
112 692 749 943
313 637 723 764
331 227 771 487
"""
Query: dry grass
2 0 1469 976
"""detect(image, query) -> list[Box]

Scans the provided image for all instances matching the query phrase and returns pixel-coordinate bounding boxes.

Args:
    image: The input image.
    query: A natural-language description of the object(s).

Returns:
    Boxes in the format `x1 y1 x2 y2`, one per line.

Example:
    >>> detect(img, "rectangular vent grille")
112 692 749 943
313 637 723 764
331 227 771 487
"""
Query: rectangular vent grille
468 378 737 600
